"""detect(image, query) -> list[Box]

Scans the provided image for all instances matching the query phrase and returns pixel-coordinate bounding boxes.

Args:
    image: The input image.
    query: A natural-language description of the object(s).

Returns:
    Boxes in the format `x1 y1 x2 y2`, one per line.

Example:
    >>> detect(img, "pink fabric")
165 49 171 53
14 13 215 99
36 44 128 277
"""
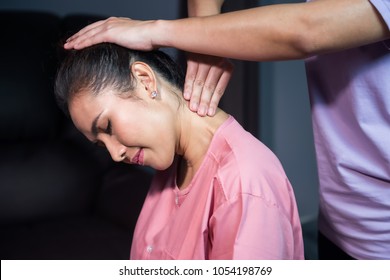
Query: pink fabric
130 116 304 259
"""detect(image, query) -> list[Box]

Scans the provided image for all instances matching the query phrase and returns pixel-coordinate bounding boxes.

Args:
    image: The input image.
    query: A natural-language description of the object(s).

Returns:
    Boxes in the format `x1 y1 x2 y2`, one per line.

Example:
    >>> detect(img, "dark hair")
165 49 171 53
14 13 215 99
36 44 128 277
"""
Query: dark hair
55 43 184 114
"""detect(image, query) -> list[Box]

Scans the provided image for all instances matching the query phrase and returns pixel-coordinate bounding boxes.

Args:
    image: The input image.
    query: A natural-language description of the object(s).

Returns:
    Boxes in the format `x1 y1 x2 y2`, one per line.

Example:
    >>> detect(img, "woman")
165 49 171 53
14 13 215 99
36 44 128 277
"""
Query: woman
55 43 304 259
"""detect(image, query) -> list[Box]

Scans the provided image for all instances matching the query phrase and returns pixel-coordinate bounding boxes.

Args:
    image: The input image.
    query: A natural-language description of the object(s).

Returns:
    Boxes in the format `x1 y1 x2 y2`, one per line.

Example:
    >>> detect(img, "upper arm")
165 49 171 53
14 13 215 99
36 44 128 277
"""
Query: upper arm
299 0 390 56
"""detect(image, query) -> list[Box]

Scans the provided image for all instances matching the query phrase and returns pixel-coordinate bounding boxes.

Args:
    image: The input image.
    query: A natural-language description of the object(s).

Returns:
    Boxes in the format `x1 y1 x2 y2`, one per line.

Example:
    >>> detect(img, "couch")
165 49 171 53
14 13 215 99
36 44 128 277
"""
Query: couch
0 11 153 260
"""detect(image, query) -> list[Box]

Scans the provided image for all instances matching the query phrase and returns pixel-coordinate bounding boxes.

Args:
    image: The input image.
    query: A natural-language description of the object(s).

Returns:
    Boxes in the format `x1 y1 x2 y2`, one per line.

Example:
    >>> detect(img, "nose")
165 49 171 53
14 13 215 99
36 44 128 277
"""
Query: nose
104 140 127 162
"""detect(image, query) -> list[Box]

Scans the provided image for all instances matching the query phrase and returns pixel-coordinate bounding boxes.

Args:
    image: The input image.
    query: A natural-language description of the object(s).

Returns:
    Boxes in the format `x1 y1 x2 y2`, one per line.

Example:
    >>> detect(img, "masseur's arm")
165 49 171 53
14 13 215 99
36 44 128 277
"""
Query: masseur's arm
65 0 389 61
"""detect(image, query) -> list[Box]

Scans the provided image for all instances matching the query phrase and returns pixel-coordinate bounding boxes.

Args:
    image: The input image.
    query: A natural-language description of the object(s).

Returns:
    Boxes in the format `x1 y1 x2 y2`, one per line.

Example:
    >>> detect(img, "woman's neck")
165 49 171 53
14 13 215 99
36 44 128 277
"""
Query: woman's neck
176 107 229 189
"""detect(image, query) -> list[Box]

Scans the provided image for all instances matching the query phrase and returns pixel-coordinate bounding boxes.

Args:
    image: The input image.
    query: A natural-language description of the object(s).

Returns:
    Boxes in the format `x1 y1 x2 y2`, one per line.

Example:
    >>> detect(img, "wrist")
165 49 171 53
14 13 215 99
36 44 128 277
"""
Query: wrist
150 19 170 49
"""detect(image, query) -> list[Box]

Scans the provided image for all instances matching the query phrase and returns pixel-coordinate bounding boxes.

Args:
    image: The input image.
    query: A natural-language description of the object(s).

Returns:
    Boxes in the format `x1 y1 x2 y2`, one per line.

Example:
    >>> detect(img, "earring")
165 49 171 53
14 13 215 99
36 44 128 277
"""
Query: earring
151 91 158 99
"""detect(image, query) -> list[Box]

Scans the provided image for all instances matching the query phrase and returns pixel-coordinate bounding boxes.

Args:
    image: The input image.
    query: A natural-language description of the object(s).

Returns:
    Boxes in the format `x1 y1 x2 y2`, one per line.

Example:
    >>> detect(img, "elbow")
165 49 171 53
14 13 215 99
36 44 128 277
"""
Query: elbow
290 13 332 59
286 10 326 59
291 30 320 59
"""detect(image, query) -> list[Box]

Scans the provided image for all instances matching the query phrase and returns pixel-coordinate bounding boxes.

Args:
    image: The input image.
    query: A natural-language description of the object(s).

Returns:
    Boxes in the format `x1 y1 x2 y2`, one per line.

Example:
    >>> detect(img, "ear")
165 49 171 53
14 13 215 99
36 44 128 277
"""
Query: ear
131 61 157 94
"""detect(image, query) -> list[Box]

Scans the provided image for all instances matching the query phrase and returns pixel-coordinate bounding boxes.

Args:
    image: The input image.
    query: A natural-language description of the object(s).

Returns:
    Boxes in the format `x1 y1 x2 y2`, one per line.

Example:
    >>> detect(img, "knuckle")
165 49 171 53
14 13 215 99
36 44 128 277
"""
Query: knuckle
195 79 205 87
185 74 196 82
204 83 215 92
184 83 192 90
214 88 225 97
107 16 118 22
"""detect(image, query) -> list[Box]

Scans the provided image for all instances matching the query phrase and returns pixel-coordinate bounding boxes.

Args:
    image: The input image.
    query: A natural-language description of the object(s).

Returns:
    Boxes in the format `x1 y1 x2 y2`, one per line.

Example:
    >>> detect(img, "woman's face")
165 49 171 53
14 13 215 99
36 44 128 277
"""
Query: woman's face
68 87 178 170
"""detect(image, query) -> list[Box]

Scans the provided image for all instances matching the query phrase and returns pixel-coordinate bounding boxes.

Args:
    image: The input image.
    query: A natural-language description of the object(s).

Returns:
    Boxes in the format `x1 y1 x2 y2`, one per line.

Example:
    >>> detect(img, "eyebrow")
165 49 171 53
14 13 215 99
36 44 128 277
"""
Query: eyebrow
91 111 103 137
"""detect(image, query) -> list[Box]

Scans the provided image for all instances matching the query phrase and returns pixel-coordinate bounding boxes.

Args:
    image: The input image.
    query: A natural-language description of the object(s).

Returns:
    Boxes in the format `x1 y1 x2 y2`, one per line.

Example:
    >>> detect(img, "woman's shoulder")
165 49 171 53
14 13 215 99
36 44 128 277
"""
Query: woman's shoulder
213 117 284 174
210 118 291 202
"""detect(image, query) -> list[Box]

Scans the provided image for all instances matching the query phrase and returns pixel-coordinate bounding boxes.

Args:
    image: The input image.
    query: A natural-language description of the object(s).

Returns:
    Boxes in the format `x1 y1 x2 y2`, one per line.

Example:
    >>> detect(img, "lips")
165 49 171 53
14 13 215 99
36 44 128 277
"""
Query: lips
131 148 144 165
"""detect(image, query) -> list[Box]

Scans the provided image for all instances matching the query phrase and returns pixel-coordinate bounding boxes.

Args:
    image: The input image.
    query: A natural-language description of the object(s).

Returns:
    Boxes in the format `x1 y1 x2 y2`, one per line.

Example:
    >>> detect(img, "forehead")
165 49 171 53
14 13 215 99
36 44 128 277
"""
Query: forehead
69 87 116 111
69 90 98 114
68 90 108 135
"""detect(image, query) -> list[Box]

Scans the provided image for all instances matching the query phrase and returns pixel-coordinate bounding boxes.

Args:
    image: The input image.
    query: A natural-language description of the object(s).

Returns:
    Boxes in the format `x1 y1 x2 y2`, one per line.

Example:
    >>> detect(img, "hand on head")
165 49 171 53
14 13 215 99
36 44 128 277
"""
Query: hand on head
64 17 157 51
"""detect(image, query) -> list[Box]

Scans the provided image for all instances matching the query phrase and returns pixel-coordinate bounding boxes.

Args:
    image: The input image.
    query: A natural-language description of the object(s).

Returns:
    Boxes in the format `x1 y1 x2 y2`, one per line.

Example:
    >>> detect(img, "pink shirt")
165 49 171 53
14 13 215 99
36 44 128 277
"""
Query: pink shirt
130 116 304 259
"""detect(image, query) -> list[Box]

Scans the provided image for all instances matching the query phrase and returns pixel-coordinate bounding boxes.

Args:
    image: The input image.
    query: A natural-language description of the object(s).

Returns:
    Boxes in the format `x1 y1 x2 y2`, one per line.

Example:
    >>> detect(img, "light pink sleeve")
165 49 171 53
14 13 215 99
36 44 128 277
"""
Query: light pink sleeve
208 192 302 260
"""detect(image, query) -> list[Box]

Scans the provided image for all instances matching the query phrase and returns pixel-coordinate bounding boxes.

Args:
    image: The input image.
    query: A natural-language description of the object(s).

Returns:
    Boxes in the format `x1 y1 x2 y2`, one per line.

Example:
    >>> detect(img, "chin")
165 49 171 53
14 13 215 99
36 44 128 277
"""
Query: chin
150 157 175 171
152 164 171 171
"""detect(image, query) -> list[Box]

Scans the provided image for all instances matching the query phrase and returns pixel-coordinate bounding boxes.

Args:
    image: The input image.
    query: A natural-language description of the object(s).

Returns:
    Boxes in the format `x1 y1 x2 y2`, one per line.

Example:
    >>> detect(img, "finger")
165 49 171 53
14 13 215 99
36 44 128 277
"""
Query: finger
65 23 109 49
65 17 121 49
64 20 106 48
65 28 102 49
189 63 211 114
196 66 223 116
184 60 198 101
207 69 232 116
66 19 105 42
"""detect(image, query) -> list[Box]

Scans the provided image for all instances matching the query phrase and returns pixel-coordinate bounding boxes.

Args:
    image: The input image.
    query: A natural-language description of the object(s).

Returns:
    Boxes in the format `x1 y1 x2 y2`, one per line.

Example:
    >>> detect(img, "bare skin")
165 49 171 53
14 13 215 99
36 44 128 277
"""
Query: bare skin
64 0 389 115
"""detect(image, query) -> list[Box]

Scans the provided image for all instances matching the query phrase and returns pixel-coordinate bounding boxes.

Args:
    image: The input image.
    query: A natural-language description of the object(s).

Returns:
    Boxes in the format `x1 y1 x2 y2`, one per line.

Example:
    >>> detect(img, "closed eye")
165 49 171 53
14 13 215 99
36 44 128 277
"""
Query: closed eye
105 120 112 135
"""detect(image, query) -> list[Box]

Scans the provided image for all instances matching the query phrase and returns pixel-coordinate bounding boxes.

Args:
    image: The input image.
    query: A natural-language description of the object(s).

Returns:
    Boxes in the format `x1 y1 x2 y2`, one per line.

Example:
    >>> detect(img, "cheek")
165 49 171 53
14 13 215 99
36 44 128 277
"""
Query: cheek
114 115 144 143
117 110 178 169
146 134 177 170
146 138 175 168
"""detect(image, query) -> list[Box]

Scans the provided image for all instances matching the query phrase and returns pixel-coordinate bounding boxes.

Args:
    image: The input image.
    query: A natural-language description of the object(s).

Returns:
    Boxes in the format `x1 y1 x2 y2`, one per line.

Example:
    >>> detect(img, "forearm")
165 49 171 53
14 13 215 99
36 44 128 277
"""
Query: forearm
154 5 310 61
153 0 390 61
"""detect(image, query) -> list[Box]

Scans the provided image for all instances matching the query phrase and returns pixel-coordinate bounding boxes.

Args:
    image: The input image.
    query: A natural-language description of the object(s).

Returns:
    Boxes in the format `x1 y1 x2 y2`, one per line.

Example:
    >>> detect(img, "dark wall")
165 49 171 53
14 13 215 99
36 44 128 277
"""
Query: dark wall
0 0 180 19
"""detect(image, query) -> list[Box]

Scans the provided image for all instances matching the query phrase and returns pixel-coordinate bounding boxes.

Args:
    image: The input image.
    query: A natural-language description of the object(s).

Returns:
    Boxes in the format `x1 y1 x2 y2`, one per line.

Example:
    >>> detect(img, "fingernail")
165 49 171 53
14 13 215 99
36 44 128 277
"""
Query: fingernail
198 105 207 116
208 107 215 116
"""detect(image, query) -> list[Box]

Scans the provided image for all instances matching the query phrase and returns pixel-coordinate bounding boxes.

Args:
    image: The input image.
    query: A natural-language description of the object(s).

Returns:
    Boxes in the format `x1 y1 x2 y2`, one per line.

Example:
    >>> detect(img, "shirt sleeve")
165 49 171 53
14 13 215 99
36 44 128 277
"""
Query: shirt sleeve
208 192 300 260
370 0 390 29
